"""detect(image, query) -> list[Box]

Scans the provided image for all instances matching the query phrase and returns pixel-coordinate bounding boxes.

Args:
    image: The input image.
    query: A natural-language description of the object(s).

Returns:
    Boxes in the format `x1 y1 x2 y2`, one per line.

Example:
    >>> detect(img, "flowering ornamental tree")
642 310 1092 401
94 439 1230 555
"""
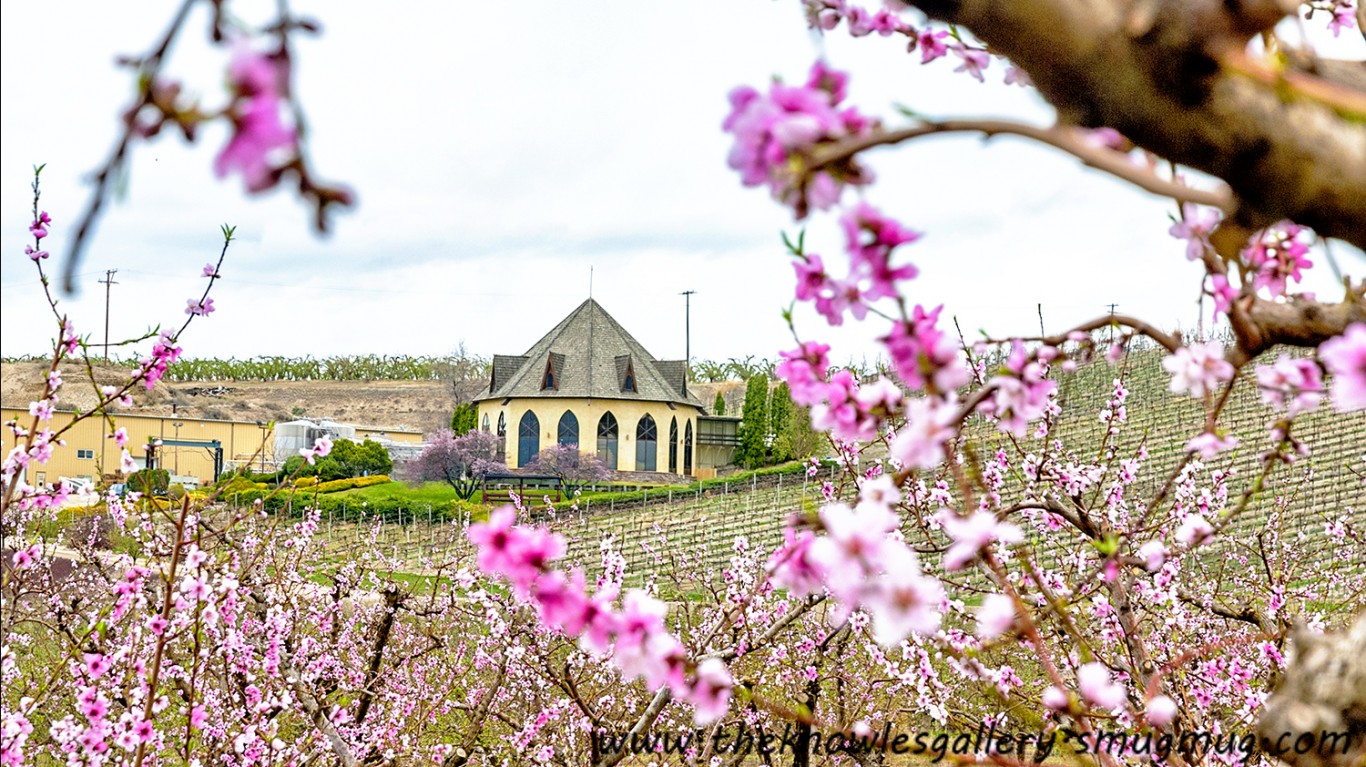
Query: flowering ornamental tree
525 444 613 495
403 428 501 500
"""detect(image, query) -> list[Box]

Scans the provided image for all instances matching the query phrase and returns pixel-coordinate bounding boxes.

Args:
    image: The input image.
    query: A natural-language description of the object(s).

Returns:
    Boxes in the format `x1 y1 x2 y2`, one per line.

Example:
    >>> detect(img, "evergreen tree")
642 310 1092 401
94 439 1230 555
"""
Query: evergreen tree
713 391 726 416
451 401 478 435
768 381 795 463
736 374 770 469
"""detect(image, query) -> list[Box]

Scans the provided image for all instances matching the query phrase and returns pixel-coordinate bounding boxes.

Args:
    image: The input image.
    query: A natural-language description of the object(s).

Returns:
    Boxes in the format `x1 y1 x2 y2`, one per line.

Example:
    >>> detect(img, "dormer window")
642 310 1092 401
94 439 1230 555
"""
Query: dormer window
616 355 637 394
542 356 558 391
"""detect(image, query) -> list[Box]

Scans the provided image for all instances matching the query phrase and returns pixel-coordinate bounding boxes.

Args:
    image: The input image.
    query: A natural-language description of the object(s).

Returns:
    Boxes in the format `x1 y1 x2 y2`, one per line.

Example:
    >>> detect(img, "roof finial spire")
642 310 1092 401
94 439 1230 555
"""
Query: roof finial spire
589 265 593 299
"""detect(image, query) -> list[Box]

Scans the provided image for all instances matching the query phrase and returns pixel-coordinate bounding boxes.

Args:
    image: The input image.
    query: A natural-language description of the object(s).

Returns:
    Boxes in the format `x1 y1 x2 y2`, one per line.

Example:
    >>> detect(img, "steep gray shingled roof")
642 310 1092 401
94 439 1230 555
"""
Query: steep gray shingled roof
480 299 704 408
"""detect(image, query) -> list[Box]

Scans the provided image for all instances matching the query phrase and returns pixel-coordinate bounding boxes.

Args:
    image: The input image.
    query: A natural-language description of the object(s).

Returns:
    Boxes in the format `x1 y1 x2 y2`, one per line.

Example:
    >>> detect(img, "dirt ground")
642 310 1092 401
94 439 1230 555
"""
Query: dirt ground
1 360 734 435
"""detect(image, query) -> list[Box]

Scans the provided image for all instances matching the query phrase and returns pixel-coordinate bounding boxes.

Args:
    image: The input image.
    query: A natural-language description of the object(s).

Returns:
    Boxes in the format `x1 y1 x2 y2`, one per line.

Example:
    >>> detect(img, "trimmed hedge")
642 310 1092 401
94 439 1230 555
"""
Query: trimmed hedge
222 486 484 524
311 475 391 493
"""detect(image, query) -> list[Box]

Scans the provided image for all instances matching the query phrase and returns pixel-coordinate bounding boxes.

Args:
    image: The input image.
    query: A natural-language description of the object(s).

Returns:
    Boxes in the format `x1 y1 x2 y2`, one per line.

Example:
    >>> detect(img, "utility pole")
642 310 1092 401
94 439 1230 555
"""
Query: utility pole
99 269 118 362
1106 303 1119 344
680 290 695 396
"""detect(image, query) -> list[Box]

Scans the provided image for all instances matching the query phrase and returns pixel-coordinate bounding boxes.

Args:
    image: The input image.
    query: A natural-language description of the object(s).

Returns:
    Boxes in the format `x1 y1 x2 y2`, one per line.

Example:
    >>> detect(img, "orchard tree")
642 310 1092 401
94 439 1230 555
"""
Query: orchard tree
525 443 612 495
404 428 500 500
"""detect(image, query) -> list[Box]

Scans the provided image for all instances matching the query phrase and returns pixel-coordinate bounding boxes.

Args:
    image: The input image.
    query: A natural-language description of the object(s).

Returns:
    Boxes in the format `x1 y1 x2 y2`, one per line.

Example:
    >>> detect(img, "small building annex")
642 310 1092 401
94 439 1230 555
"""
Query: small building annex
475 298 707 477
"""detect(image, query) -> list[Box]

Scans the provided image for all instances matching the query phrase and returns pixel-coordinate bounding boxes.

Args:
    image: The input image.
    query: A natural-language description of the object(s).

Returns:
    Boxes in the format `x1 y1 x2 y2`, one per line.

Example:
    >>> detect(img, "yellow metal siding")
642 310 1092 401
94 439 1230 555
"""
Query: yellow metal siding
1 407 421 487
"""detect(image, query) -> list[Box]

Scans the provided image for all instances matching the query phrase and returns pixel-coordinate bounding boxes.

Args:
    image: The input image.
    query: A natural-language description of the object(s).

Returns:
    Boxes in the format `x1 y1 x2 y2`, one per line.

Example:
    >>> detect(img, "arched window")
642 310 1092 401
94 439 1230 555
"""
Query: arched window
683 420 693 476
668 417 678 474
558 410 579 447
596 412 619 470
635 414 657 472
518 411 540 468
481 413 490 433
496 412 507 463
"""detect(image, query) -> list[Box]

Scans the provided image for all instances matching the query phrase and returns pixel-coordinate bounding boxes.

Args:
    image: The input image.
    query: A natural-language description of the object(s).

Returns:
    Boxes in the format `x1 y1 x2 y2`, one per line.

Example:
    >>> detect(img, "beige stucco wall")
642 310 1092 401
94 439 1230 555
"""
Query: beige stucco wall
1 407 421 487
476 397 703 475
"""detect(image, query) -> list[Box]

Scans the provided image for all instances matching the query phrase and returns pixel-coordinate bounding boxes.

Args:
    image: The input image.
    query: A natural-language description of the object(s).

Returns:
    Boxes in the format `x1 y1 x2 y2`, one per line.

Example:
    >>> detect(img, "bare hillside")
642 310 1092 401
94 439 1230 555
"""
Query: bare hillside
1 361 739 433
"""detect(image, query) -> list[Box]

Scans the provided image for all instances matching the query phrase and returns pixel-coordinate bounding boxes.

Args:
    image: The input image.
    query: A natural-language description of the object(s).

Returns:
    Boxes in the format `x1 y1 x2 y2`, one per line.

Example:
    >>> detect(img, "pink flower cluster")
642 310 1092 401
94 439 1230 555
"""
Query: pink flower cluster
1242 222 1313 298
1161 340 1233 398
1254 355 1324 416
771 477 946 646
299 435 333 465
25 211 51 260
1319 322 1366 412
216 47 297 193
723 60 875 215
468 507 733 724
138 332 182 390
793 204 921 326
978 343 1057 438
881 304 970 395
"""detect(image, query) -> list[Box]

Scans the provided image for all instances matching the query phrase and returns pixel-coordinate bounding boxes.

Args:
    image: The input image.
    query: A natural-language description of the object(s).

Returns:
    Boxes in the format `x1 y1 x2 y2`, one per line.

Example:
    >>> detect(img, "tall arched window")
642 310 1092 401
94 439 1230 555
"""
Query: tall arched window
596 412 619 470
481 413 490 433
668 417 678 474
518 411 540 468
557 410 579 447
496 412 507 463
635 414 657 472
683 420 693 476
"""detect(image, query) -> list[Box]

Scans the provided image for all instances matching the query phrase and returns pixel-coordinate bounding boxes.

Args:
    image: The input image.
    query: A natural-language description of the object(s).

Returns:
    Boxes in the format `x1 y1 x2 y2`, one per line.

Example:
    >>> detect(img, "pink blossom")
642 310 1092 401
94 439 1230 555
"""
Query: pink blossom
687 658 733 725
770 528 824 599
1186 431 1239 459
1077 662 1126 710
1162 341 1233 398
1168 203 1221 261
723 60 875 215
1175 514 1214 547
1319 323 1366 412
186 297 215 316
215 49 297 193
950 44 990 82
1136 540 1168 572
1255 355 1324 415
889 396 958 470
1146 695 1178 727
1042 686 1070 711
24 245 48 261
881 304 970 394
202 263 220 278
975 593 1015 639
27 400 53 421
112 427 128 447
940 510 1023 571
857 544 945 645
916 28 949 63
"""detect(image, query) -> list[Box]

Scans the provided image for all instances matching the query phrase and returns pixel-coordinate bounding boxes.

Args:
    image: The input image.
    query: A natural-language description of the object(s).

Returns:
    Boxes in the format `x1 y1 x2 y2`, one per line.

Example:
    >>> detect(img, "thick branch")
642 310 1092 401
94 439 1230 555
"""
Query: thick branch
907 0 1366 249
809 119 1234 211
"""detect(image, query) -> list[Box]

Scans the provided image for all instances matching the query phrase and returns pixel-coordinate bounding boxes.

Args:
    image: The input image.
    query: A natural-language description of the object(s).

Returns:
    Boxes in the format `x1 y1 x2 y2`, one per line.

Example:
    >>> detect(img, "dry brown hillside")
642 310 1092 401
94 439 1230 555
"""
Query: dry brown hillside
1 361 738 433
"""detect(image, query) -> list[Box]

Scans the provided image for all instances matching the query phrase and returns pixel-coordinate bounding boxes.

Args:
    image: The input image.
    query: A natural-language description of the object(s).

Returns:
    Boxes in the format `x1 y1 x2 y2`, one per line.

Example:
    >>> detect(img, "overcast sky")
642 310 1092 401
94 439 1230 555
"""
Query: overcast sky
2 2 1362 369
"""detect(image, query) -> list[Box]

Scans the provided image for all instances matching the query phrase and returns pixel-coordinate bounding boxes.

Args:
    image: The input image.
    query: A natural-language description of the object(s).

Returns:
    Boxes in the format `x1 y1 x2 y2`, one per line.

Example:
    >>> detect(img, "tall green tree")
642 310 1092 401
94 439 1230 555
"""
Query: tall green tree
451 401 478 435
768 381 795 463
713 392 726 416
736 374 770 469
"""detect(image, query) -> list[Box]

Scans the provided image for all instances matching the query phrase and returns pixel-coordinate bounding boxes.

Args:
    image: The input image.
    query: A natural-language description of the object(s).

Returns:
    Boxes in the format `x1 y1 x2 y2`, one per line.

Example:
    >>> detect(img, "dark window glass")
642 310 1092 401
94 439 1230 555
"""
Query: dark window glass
596 412 619 470
668 417 678 473
518 411 540 468
635 414 657 471
558 410 579 447
683 421 693 476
